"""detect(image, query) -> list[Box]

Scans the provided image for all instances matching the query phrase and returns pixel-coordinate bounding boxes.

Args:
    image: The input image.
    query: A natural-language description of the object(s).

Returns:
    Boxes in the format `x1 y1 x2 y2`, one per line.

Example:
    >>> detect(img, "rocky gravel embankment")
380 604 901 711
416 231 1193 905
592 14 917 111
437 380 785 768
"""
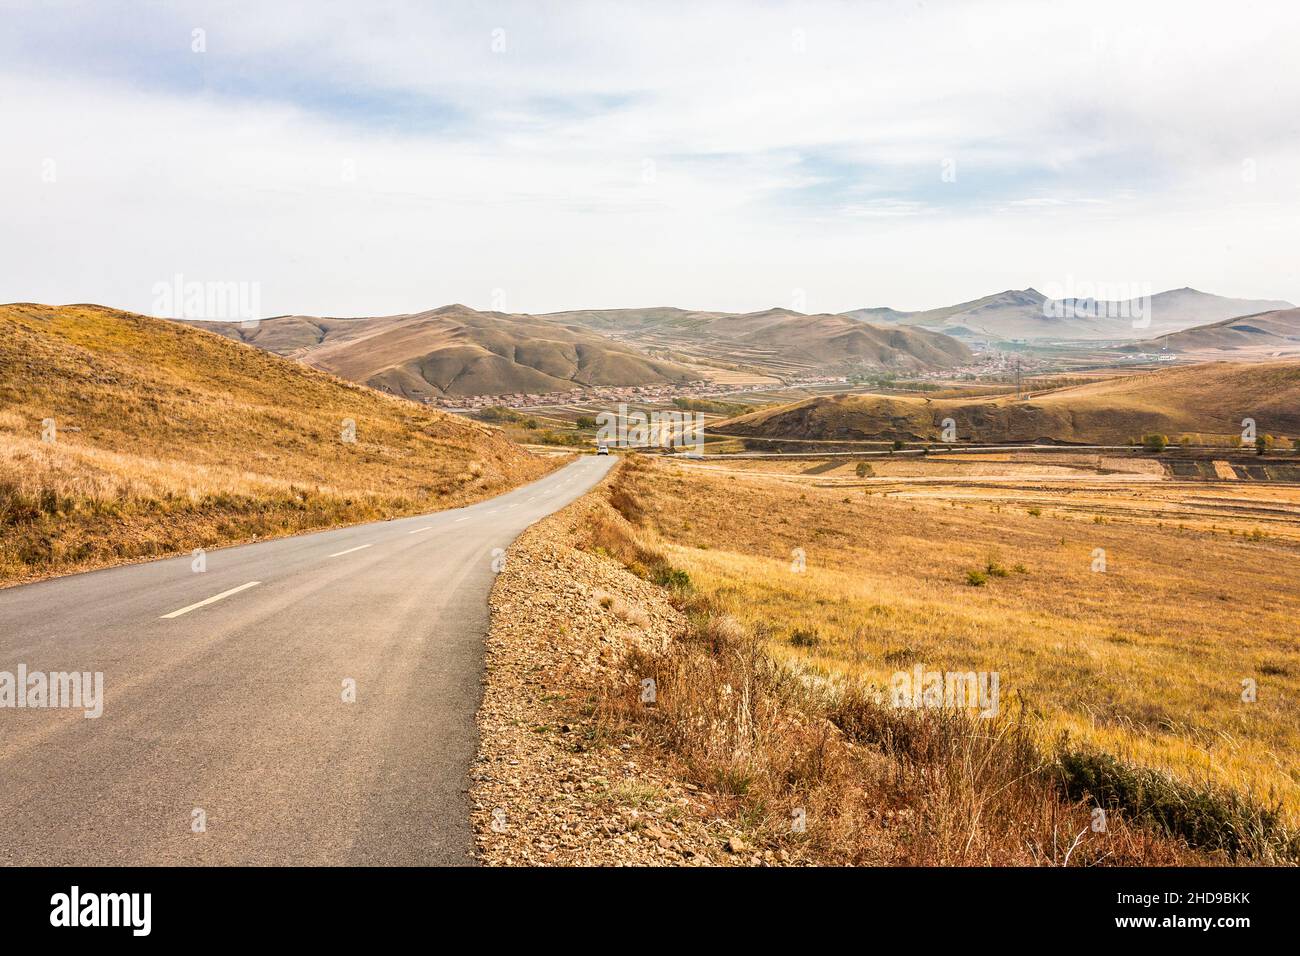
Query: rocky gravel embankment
471 482 774 866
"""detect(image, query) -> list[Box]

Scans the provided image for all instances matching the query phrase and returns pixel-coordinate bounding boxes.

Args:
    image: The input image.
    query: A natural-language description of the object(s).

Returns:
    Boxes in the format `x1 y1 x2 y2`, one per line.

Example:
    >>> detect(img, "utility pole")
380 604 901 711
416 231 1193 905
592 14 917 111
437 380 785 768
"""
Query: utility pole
1014 356 1022 400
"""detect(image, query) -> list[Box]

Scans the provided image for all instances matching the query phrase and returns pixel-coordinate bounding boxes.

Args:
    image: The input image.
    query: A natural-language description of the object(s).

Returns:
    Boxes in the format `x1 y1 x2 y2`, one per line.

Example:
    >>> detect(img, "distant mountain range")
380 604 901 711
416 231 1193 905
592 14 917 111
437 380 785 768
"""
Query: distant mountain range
178 287 1294 400
841 288 1293 341
189 304 975 398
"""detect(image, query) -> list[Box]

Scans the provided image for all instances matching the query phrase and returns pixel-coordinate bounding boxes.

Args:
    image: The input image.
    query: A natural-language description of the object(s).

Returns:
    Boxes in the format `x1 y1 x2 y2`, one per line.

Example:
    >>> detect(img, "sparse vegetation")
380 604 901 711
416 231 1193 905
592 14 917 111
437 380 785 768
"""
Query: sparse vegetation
984 555 1010 577
536 429 587 447
473 406 528 424
671 397 754 417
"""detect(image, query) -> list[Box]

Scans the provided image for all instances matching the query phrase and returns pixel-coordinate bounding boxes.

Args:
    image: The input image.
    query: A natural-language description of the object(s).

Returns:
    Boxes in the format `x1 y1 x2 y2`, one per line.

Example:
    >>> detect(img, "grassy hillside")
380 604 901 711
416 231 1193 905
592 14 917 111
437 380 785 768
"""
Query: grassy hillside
1121 307 1300 357
593 456 1300 859
0 303 556 586
719 361 1300 443
722 310 971 367
540 306 973 373
197 305 701 400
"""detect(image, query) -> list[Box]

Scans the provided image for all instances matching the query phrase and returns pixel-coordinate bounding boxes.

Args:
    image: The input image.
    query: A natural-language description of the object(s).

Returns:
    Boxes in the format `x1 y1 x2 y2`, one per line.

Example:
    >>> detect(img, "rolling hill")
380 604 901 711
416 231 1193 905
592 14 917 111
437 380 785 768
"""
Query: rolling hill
192 305 702 400
540 306 973 376
716 361 1300 444
0 303 554 585
1120 307 1300 358
841 288 1293 341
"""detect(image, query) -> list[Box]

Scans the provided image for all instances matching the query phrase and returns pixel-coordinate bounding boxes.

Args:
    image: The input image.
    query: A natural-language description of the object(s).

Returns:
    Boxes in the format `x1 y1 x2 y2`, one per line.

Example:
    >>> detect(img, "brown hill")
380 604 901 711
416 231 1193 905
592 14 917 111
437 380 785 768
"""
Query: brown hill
717 361 1300 444
1120 307 1300 358
193 305 701 400
0 303 553 585
540 306 972 374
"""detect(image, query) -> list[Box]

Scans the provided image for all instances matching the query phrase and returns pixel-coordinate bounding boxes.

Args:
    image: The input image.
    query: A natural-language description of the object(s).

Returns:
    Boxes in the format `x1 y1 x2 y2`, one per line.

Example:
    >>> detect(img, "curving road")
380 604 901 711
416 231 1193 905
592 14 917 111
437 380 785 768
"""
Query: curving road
0 454 614 865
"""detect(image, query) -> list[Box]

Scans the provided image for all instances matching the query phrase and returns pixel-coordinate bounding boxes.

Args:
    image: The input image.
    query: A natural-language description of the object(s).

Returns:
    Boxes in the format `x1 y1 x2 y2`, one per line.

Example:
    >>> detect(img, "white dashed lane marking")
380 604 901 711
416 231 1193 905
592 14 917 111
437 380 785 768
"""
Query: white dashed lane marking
328 544 372 558
161 581 262 620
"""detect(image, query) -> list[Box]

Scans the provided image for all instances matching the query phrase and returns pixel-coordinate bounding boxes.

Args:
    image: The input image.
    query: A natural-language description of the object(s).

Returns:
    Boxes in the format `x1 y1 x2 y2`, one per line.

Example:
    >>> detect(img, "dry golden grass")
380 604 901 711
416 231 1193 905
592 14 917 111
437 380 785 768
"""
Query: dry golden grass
0 303 558 585
603 455 1300 840
599 624 1204 865
584 469 1271 864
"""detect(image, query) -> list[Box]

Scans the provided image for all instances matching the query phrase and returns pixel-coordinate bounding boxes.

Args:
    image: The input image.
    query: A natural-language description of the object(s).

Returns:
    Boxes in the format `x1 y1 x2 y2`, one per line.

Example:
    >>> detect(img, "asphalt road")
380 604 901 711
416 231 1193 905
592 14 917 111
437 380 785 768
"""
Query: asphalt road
0 454 615 865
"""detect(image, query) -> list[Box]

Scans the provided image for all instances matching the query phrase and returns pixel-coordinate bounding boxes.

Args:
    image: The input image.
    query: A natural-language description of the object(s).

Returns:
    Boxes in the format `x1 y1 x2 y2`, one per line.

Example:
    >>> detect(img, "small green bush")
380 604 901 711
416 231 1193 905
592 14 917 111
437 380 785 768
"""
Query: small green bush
789 628 820 648
652 565 693 591
1056 747 1299 861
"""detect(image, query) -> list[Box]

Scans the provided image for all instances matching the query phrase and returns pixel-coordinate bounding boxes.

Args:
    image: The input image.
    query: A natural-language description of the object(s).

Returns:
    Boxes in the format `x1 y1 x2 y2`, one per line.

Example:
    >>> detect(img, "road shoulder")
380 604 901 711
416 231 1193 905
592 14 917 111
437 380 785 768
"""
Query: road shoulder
471 474 744 866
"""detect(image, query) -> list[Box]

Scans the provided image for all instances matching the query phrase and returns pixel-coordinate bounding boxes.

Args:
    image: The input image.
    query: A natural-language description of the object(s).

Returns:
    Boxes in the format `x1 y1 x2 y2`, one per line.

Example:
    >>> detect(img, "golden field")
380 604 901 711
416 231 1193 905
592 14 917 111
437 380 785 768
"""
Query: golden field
610 454 1300 824
0 304 558 586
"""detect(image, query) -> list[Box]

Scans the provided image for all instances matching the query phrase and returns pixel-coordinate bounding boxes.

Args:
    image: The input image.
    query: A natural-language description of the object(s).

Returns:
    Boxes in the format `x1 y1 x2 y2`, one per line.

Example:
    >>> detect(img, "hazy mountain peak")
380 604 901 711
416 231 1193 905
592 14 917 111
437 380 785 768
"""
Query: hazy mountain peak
841 286 1294 341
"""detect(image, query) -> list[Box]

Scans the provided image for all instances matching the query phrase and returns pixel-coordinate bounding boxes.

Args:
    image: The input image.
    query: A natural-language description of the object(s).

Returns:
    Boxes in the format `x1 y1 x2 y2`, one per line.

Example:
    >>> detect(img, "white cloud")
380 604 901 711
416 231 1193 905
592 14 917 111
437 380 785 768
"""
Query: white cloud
2 0 1298 315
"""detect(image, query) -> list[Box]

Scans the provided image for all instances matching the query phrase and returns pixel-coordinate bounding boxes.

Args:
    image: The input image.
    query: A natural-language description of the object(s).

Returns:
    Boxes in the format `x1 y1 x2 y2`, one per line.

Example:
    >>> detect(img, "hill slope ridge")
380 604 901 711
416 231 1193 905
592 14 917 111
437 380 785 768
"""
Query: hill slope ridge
718 361 1300 443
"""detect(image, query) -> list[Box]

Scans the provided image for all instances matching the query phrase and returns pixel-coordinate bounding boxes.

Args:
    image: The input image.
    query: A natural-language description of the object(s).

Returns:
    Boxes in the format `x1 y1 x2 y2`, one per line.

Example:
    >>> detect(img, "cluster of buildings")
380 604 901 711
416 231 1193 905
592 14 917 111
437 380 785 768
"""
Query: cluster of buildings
939 353 1052 381
433 378 764 412
430 360 1047 414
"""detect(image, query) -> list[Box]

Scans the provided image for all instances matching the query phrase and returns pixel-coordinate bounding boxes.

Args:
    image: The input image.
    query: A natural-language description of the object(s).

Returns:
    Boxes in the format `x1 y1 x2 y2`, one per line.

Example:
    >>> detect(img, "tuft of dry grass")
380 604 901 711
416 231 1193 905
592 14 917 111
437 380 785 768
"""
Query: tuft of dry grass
0 303 559 585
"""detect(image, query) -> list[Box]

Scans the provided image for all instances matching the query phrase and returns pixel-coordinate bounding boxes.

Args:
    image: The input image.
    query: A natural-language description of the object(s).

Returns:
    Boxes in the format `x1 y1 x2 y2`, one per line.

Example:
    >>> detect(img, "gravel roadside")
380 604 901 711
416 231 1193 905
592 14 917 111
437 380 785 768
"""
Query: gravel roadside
471 473 766 866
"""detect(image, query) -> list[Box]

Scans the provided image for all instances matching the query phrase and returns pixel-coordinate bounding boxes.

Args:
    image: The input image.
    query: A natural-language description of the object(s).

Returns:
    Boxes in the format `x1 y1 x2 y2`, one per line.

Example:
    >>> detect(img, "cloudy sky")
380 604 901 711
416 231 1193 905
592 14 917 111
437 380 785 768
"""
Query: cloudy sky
3 0 1298 317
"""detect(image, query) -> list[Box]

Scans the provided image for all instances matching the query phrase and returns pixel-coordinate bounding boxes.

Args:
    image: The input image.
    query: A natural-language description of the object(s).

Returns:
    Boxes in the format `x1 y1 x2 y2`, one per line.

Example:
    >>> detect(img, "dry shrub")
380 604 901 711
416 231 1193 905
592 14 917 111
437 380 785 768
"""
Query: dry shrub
611 599 651 629
600 599 1208 865
593 588 651 628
